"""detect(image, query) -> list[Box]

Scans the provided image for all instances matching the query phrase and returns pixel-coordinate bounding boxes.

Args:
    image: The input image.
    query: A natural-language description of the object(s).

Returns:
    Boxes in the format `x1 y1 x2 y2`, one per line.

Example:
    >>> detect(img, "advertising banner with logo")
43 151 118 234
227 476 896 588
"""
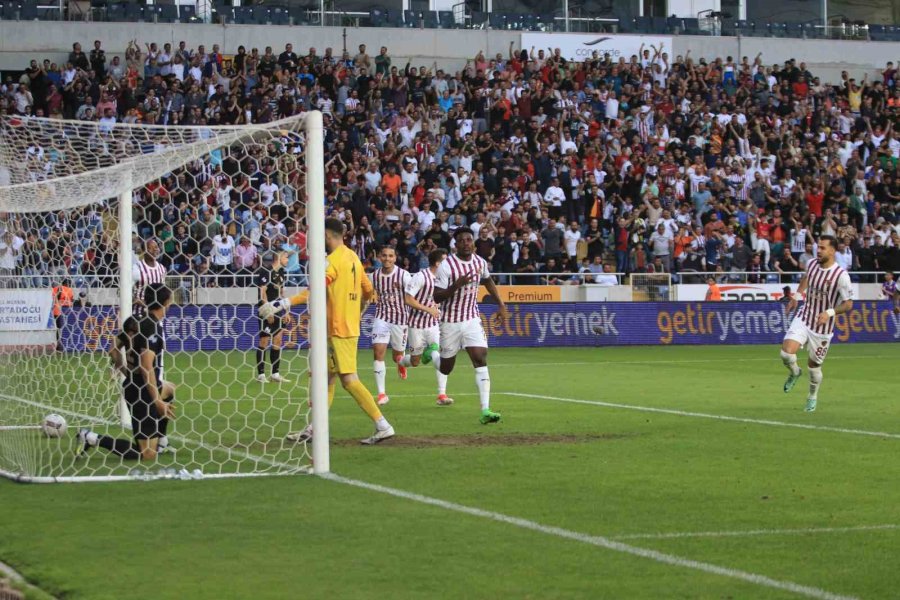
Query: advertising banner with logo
477 285 561 303
62 301 900 353
0 289 54 332
677 283 861 302
520 33 672 64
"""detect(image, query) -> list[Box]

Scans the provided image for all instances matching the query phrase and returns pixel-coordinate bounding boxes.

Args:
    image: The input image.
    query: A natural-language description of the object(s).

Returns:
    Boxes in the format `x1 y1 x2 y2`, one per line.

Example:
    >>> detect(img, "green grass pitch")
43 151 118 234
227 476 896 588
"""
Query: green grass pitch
2 343 900 599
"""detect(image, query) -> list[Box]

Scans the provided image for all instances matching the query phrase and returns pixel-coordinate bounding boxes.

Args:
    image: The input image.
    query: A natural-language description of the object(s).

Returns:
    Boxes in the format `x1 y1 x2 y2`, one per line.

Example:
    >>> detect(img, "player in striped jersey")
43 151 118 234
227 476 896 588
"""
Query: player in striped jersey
398 249 453 406
133 239 167 316
433 228 508 424
781 236 853 412
371 247 412 406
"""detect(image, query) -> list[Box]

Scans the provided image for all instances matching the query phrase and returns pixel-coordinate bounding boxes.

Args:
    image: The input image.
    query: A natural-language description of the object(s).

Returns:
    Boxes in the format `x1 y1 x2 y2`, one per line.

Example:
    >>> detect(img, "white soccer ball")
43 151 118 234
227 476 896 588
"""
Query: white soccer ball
42 414 67 438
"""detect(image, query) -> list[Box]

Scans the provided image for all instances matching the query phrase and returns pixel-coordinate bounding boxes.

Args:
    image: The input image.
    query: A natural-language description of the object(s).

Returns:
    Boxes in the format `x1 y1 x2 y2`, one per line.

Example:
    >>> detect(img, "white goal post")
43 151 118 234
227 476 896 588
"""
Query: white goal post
0 112 328 482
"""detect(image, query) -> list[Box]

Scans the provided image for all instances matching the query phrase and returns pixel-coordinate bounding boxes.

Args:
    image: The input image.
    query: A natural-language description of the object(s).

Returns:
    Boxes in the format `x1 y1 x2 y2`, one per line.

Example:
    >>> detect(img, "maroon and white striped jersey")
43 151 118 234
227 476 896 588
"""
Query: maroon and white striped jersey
434 253 490 323
372 266 411 325
797 259 853 335
133 258 167 303
405 269 439 329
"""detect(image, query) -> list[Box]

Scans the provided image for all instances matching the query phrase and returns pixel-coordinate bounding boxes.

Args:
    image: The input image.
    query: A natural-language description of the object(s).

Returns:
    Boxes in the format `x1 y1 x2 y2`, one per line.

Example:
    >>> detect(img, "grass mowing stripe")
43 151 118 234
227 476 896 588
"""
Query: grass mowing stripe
489 355 895 368
502 392 900 440
323 473 857 600
613 524 900 541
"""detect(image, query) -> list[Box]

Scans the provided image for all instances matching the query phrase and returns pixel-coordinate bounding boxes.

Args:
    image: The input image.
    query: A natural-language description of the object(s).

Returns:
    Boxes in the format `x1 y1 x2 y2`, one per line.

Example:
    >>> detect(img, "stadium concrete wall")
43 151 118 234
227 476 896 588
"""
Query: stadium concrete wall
60 301 900 351
0 21 896 83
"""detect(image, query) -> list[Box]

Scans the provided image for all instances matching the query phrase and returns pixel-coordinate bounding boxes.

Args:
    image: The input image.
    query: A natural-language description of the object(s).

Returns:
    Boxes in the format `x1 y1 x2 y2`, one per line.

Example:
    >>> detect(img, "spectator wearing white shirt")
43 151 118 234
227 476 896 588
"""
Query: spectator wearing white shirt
563 221 581 260
259 176 279 207
543 177 566 220
363 162 382 192
0 230 24 285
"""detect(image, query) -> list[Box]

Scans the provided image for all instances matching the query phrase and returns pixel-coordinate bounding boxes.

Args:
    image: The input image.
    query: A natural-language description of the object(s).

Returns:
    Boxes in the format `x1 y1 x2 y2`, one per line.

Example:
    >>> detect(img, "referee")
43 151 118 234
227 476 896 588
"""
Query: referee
76 284 176 461
256 252 290 383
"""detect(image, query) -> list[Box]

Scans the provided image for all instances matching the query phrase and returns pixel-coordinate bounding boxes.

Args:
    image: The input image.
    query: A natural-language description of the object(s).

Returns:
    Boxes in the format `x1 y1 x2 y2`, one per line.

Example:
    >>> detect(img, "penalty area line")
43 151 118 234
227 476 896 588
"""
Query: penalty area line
501 392 900 440
323 473 856 600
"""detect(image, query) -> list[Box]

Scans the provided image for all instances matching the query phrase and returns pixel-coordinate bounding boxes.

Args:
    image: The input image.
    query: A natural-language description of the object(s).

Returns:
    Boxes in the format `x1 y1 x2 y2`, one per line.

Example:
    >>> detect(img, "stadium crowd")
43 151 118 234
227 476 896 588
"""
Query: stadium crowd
2 35 900 289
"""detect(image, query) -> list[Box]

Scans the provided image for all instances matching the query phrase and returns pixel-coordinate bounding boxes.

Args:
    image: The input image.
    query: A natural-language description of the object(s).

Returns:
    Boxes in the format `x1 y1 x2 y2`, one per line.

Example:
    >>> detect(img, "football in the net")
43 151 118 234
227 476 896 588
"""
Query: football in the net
42 414 67 438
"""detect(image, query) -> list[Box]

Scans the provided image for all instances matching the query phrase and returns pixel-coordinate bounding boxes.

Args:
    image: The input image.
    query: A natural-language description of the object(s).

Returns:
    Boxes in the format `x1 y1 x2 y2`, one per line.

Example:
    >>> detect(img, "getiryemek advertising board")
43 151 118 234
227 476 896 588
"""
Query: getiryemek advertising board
59 302 900 353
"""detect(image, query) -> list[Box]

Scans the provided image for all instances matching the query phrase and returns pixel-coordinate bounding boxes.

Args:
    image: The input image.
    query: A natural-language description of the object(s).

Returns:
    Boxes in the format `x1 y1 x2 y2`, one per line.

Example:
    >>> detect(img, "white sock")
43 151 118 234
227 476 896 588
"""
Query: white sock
474 366 490 410
780 350 801 376
373 360 386 395
430 350 441 369
86 431 99 446
376 416 390 431
808 366 823 400
437 371 448 396
399 354 412 367
158 435 169 449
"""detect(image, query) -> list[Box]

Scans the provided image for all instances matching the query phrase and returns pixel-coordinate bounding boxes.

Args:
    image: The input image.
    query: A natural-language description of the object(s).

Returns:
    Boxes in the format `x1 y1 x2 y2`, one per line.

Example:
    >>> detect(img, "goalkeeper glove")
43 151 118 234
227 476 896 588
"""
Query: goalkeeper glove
259 297 291 319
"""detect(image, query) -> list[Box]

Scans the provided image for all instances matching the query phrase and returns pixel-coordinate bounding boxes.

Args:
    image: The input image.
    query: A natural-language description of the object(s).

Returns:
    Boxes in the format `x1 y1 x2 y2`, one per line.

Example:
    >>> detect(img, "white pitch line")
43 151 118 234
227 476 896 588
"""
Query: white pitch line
324 473 856 600
502 392 900 440
613 524 900 541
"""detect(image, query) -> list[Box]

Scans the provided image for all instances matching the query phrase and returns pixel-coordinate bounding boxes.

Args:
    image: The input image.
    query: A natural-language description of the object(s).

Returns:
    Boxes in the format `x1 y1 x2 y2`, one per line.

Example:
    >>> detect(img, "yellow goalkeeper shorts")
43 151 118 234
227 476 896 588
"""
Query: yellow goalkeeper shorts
328 336 358 375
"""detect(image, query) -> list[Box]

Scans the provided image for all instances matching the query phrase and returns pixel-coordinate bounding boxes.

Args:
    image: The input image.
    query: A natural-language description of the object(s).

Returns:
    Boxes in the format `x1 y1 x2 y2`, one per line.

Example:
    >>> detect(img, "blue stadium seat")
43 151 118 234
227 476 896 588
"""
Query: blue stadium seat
107 2 125 21
269 6 289 25
682 17 703 35
468 10 486 28
868 24 886 41
651 17 668 34
733 19 754 36
369 6 386 26
437 10 455 29
633 16 651 32
123 2 144 21
423 10 438 28
488 12 507 29
403 9 419 27
537 13 554 31
19 0 36 20
178 4 197 22
288 5 310 25
158 4 178 23
384 8 403 26
785 22 804 38
233 6 253 24
767 22 787 37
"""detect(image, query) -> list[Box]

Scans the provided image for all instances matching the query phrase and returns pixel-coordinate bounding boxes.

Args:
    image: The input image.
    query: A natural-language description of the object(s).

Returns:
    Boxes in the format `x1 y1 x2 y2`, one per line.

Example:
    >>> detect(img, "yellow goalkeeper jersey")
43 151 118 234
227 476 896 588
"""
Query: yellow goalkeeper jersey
291 244 373 339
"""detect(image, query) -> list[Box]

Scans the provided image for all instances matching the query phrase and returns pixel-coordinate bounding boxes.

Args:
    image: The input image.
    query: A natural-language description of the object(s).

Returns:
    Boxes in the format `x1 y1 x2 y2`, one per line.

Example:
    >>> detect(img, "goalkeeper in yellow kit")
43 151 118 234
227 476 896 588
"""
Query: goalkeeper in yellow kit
259 217 394 445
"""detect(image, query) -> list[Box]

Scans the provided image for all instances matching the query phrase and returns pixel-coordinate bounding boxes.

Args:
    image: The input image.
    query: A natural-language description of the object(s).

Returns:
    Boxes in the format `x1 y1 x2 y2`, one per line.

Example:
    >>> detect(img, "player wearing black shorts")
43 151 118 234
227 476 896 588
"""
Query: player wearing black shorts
256 252 290 383
76 284 177 461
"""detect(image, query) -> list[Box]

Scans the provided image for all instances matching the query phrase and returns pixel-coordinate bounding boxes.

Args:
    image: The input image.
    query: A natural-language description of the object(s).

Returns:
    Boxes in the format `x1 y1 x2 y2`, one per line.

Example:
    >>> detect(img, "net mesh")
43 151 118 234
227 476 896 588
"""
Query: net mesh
0 115 316 481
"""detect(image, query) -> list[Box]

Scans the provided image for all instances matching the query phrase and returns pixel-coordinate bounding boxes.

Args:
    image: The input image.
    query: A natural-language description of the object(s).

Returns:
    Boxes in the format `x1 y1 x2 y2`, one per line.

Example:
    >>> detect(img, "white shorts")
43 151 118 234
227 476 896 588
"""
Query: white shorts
440 318 487 359
372 318 408 353
408 325 440 356
784 316 833 365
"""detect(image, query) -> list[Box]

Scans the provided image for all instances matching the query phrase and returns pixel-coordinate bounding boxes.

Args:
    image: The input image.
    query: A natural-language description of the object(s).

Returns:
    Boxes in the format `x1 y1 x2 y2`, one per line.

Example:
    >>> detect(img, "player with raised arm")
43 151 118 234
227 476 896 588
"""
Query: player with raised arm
259 218 394 445
255 252 290 383
781 236 854 412
433 228 508 424
370 246 411 405
398 249 453 405
77 284 177 460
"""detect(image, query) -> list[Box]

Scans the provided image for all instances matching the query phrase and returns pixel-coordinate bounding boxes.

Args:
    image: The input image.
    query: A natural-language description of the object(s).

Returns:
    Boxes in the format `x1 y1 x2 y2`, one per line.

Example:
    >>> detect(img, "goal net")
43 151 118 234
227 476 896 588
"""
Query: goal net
0 113 329 482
